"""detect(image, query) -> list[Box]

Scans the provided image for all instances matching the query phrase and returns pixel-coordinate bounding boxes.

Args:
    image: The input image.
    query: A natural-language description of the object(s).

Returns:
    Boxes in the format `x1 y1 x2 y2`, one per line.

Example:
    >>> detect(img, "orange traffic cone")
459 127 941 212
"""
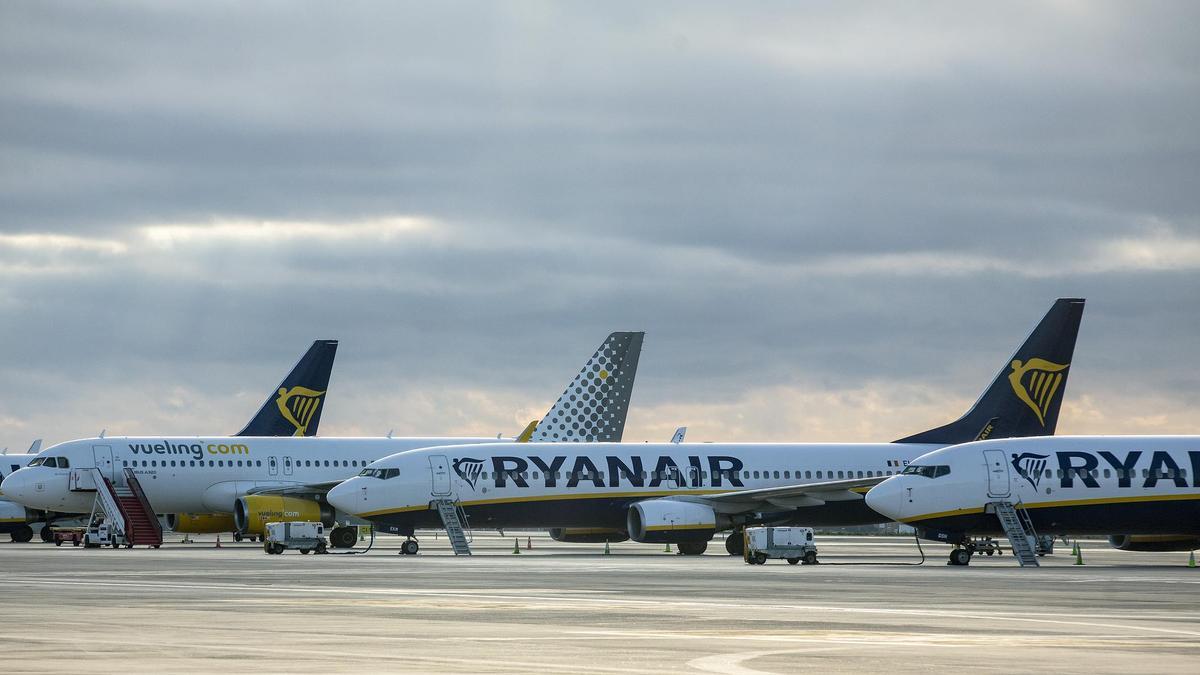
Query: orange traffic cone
526 536 532 550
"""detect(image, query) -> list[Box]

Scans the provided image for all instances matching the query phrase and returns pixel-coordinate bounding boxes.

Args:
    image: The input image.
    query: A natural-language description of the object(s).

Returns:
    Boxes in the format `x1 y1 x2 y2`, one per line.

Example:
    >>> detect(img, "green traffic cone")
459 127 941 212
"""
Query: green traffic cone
1188 551 1196 568
664 542 671 553
603 540 611 555
1074 543 1084 565
512 538 521 554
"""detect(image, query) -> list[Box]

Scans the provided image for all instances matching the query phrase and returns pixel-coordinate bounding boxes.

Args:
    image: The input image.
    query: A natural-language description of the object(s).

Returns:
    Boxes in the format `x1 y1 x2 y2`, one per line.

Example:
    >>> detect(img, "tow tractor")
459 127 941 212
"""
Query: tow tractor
52 527 86 547
81 519 125 549
744 526 819 565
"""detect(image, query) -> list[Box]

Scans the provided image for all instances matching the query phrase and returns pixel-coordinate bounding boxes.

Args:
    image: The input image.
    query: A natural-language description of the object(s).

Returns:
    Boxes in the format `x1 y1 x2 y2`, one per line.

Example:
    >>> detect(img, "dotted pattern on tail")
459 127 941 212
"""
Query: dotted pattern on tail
532 332 644 443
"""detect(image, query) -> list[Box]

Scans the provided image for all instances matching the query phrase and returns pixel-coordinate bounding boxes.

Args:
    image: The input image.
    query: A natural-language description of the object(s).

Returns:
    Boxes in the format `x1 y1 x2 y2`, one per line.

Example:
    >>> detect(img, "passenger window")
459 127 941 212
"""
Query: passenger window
532 471 540 480
838 471 844 479
773 471 780 479
1103 469 1111 478
324 460 330 467
1044 469 1052 478
857 471 864 478
122 460 128 467
805 471 812 479
783 471 790 479
816 471 823 479
1143 469 1149 478
743 471 750 479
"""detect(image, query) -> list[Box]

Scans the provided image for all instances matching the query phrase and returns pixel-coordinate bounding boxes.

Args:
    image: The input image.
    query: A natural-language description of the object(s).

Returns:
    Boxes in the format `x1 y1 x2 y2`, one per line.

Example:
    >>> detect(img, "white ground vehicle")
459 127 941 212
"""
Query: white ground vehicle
82 521 125 549
744 527 818 565
263 521 328 555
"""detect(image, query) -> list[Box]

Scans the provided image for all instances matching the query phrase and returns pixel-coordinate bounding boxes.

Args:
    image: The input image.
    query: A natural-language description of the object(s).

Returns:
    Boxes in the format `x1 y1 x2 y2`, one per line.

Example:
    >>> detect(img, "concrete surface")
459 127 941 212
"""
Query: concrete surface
2 532 1198 673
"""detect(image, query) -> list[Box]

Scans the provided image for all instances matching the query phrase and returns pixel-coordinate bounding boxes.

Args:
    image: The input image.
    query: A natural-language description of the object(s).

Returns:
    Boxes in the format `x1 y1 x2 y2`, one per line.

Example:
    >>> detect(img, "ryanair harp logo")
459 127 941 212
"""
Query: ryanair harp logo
275 386 325 437
1011 452 1049 490
453 457 485 490
1008 358 1069 426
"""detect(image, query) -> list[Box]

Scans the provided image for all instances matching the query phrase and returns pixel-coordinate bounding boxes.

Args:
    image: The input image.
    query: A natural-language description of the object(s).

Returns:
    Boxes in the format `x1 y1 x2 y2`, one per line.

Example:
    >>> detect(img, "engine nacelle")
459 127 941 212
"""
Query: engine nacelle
1108 535 1200 552
234 496 332 536
548 528 629 543
0 500 31 524
627 500 722 543
167 513 237 534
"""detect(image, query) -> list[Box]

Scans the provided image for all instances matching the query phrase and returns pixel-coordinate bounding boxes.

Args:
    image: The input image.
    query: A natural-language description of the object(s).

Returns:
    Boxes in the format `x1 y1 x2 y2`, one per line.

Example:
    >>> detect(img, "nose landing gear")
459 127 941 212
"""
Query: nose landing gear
399 537 419 555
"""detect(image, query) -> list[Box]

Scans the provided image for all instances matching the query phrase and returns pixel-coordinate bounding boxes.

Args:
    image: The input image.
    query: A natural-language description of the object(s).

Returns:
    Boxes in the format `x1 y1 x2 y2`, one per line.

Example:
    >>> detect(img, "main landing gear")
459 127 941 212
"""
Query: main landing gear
399 537 420 555
39 524 55 543
10 524 34 543
676 540 708 556
725 531 745 556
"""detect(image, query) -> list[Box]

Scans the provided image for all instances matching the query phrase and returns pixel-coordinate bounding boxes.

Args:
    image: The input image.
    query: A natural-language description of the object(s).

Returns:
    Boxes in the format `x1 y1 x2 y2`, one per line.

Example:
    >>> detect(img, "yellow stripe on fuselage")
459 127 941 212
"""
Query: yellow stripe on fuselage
901 492 1200 524
645 523 713 532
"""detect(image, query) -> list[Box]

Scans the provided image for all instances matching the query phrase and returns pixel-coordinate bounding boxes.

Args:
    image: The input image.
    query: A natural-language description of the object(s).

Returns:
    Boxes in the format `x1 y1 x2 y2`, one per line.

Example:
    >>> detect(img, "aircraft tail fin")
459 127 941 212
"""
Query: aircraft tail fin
531 332 645 442
895 298 1084 444
236 339 338 437
515 420 539 442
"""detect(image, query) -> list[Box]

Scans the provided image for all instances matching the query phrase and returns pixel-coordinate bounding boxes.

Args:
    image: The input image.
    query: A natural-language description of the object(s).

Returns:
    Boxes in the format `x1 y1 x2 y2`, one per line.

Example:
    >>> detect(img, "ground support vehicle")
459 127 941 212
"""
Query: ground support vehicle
263 521 328 555
744 527 818 565
52 528 85 547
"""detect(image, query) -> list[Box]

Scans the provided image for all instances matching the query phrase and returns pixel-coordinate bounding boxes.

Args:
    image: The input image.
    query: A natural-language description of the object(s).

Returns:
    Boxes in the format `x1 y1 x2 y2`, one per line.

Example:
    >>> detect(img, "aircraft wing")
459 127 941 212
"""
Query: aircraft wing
243 481 345 500
676 476 890 512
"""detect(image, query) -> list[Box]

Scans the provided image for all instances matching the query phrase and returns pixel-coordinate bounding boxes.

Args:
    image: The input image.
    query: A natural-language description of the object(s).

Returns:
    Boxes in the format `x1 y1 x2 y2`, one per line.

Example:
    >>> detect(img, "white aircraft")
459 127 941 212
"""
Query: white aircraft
864 435 1200 565
328 299 1085 555
0 441 43 542
2 332 645 551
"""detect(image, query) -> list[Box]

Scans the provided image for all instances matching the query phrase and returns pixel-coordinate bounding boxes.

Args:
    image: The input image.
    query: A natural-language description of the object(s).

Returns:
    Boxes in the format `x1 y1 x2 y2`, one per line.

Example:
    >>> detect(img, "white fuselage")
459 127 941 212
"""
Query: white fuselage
1 436 500 515
865 436 1200 535
327 441 943 532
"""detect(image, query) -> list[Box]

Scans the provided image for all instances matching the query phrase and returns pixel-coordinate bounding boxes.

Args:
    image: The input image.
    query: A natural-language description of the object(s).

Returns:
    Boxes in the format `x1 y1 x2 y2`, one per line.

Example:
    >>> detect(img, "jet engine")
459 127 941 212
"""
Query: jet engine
1108 535 1200 552
166 513 237 534
548 528 629 543
627 499 724 543
234 495 332 536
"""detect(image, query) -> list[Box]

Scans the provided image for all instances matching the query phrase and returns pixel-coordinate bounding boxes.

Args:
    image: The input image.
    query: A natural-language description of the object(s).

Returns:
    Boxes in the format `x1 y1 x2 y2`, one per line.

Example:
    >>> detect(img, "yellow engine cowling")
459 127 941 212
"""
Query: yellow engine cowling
548 528 629 543
234 496 333 536
166 513 237 534
1108 534 1200 552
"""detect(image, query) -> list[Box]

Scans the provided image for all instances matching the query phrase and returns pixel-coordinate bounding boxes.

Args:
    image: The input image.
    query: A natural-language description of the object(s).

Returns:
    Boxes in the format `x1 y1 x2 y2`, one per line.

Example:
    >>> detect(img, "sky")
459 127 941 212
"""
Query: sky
1 1 1198 448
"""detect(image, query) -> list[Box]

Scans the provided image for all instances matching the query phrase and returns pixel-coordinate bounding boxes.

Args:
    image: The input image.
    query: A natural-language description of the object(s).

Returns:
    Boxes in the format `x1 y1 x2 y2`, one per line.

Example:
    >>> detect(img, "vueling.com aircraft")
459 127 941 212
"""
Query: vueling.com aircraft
0 339 339 543
2 333 644 552
328 299 1085 556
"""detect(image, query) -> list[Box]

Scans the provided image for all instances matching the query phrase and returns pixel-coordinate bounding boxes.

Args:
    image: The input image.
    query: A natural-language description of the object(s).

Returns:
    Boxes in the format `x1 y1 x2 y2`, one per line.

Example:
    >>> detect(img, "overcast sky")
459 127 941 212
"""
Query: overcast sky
2 1 1198 448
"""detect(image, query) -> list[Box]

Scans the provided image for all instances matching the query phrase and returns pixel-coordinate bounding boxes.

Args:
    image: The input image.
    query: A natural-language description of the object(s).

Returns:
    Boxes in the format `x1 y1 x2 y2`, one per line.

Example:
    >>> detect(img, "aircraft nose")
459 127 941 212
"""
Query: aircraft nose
327 478 359 515
864 478 905 521
0 470 35 506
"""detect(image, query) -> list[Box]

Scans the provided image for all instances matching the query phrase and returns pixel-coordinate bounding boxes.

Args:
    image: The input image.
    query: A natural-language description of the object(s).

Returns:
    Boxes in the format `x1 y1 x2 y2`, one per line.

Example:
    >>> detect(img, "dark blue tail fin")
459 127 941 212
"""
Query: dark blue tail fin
236 340 338 437
895 299 1084 444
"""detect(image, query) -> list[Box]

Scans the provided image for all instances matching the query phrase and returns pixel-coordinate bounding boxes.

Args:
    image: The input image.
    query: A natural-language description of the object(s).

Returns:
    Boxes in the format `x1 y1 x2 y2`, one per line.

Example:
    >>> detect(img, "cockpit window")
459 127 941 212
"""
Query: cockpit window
901 464 951 478
359 468 400 479
57 457 69 468
44 457 59 468
28 457 44 467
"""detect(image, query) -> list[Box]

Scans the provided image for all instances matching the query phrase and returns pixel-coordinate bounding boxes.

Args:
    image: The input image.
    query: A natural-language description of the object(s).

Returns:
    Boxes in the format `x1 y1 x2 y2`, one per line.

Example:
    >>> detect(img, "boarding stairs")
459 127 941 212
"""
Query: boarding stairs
991 501 1039 567
85 467 162 547
433 499 472 556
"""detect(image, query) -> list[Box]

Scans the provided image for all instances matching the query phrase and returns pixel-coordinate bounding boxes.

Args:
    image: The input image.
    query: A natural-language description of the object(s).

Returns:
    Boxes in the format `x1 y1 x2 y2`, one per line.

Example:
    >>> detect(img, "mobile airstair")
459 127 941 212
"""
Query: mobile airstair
991 501 1039 567
74 467 163 548
433 499 472 556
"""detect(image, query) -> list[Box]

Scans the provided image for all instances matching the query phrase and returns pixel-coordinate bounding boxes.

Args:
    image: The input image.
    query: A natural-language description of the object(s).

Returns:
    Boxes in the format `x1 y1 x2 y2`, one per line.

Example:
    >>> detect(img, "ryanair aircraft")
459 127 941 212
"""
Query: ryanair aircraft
0 340 338 543
327 299 1085 555
865 436 1200 564
2 332 644 551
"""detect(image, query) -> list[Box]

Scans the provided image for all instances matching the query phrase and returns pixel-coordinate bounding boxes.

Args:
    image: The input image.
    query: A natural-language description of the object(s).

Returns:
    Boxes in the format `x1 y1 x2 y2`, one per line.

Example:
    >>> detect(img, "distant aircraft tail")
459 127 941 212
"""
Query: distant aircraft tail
895 298 1084 444
236 339 338 437
531 332 645 442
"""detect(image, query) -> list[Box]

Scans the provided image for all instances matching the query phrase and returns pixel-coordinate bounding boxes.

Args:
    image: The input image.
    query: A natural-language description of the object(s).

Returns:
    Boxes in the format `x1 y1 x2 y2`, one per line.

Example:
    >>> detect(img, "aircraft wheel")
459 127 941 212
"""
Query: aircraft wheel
11 525 34 543
330 526 357 549
725 532 744 556
677 540 708 556
949 549 972 566
401 539 420 555
39 526 55 543
233 532 243 543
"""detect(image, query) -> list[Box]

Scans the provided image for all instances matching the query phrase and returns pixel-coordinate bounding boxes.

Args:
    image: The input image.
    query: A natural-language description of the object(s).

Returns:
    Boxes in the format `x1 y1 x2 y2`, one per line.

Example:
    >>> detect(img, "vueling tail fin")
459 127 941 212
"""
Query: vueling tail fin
515 420 539 442
235 339 338 437
895 298 1084 444
531 332 645 442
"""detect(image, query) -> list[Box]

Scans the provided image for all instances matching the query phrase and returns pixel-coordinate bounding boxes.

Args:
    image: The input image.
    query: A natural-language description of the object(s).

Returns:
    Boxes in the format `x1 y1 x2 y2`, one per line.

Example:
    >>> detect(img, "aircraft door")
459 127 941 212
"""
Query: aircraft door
92 445 115 482
984 449 1010 498
268 456 278 476
283 456 294 476
430 455 451 496
687 466 701 489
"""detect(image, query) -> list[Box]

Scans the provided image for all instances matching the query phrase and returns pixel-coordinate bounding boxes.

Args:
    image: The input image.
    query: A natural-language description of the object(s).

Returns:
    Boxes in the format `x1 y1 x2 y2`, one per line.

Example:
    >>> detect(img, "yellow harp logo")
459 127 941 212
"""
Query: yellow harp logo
1008 358 1069 426
275 386 325 437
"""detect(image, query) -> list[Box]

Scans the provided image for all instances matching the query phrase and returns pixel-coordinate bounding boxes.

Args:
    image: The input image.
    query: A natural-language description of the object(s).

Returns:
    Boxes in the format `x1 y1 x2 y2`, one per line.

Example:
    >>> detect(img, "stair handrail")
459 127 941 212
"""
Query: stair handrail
454 499 474 544
122 468 164 544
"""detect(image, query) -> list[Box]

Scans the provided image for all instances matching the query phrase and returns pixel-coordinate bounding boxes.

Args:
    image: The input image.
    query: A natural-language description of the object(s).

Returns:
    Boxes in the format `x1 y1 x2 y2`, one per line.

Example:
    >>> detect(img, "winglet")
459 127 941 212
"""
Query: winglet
515 420 539 443
26 439 42 455
671 427 687 444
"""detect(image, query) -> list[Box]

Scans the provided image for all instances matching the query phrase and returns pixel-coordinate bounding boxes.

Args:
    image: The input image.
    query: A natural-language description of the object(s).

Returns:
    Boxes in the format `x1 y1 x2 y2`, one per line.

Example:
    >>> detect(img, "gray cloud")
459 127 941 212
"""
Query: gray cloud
1 2 1198 447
